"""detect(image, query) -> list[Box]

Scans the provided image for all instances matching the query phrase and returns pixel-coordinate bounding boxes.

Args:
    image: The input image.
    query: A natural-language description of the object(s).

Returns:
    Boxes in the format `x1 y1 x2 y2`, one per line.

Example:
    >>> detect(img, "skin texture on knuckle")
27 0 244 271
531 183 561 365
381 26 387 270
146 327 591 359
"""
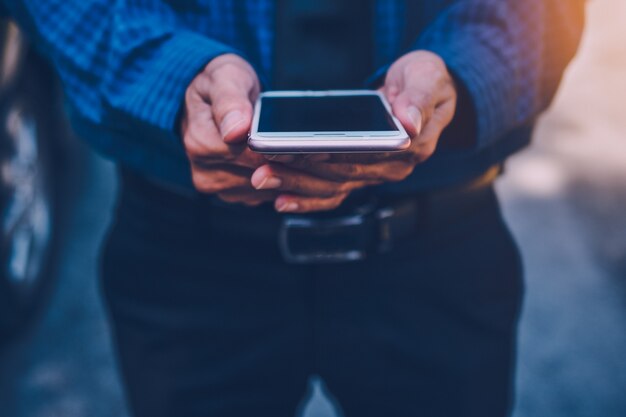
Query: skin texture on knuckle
191 171 221 194
190 74 213 97
207 62 258 101
183 133 208 159
334 163 361 180
185 133 228 161
239 151 267 170
290 176 339 198
282 175 308 192
191 168 246 194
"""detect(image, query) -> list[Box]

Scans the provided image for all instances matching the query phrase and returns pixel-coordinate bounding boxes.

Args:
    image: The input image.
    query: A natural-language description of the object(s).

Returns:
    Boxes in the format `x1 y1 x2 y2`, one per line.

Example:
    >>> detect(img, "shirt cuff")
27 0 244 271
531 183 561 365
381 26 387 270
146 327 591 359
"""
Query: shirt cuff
414 30 516 148
114 30 237 142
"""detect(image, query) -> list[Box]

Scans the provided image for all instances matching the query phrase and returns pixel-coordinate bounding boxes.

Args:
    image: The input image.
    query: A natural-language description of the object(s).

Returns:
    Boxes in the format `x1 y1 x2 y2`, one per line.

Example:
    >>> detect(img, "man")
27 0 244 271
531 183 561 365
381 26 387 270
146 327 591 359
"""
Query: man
3 1 584 416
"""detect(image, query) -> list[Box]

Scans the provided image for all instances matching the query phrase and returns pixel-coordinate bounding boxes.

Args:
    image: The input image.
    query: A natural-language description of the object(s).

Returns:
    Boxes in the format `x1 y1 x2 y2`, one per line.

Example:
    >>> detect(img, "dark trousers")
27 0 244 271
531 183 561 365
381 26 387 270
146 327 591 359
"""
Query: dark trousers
100 172 524 417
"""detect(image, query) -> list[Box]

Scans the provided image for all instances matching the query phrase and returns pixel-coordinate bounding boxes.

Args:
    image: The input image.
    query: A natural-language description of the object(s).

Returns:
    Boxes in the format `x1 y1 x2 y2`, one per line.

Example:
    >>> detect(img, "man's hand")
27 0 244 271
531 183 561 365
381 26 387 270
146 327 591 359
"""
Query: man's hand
181 54 277 206
250 50 458 213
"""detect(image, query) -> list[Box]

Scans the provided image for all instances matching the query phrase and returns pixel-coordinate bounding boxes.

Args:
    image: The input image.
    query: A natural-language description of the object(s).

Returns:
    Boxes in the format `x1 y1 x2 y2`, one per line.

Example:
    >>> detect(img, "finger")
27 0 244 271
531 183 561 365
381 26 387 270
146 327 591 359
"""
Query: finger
391 87 430 138
320 161 414 183
380 84 400 104
251 164 367 198
184 106 235 161
282 157 411 183
217 188 278 206
274 193 350 214
234 148 269 169
205 59 259 144
208 82 255 144
387 57 456 140
406 101 456 164
392 80 456 141
186 111 266 169
317 152 403 165
184 78 254 166
191 165 253 194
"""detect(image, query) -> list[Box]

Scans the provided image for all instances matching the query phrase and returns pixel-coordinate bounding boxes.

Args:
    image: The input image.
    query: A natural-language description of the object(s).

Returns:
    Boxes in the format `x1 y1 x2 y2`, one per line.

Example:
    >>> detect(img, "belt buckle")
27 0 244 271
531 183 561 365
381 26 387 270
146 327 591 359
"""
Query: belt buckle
278 214 369 264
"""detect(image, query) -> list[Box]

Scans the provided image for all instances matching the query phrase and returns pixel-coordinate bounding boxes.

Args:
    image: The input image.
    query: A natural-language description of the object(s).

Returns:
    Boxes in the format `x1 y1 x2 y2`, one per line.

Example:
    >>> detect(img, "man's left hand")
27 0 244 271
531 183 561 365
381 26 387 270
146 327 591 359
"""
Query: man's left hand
251 50 458 213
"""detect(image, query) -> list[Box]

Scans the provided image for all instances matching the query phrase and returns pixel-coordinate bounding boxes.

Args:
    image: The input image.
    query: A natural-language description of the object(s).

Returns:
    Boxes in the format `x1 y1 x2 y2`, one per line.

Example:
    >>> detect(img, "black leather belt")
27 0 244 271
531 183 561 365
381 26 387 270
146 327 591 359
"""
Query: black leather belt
203 166 501 264
121 166 500 265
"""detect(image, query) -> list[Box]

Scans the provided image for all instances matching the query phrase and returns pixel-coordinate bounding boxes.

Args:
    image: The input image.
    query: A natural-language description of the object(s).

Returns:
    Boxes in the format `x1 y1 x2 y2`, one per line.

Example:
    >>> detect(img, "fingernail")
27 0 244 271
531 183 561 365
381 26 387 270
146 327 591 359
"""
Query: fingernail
407 106 423 135
277 201 299 212
220 110 244 139
255 176 282 190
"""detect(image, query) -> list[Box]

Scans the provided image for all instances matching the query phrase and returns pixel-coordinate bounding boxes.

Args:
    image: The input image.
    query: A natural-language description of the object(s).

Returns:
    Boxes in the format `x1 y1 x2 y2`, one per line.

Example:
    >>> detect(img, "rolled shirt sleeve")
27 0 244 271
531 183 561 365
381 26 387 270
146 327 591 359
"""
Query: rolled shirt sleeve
414 0 586 148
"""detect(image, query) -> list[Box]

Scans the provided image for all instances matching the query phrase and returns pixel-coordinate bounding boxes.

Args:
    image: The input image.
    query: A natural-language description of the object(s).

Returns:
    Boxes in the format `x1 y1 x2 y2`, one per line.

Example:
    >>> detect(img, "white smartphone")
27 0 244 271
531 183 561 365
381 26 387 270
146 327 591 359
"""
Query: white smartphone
248 90 410 154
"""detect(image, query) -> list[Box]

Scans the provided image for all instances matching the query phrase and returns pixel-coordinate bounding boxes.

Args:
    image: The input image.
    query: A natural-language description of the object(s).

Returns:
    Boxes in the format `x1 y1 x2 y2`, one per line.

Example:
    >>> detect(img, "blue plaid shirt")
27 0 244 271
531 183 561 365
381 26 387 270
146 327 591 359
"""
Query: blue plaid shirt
4 0 584 192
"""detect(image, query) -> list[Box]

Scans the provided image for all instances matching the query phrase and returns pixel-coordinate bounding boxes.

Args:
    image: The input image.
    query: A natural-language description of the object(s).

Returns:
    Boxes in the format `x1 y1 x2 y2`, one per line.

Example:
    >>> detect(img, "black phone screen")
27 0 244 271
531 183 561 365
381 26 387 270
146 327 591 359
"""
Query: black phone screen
258 95 399 133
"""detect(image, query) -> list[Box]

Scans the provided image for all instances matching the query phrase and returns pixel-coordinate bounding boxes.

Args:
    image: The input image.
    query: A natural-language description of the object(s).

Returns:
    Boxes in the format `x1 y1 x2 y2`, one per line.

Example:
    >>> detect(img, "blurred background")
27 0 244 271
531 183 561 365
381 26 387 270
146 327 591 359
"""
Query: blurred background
0 0 625 416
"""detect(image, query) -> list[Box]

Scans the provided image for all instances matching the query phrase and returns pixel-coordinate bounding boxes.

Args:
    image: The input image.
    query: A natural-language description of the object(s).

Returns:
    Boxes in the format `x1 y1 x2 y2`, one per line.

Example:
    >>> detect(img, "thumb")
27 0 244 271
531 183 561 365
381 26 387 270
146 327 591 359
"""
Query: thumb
210 82 255 144
391 88 429 138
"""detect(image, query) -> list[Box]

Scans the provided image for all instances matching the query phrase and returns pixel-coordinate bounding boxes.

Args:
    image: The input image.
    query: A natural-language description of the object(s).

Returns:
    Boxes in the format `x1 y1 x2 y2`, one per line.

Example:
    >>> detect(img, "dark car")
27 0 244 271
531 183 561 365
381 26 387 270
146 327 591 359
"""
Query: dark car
0 20 68 339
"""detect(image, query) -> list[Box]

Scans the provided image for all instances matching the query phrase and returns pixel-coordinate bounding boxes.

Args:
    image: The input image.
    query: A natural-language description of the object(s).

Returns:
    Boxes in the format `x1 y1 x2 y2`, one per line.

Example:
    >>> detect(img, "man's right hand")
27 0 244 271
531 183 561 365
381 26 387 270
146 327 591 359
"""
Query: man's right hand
181 54 275 206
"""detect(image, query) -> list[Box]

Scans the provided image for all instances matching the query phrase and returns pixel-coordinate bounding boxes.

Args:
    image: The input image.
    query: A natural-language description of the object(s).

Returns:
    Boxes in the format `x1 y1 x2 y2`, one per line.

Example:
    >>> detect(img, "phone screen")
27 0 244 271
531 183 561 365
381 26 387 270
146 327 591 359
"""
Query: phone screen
258 95 399 133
